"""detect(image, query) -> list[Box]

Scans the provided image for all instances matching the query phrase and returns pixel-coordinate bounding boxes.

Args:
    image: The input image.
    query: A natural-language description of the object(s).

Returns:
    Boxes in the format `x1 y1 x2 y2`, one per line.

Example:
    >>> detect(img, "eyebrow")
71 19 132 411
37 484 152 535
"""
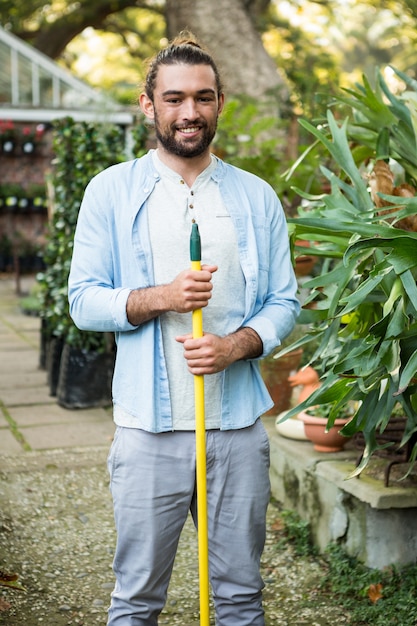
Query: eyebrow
161 88 216 97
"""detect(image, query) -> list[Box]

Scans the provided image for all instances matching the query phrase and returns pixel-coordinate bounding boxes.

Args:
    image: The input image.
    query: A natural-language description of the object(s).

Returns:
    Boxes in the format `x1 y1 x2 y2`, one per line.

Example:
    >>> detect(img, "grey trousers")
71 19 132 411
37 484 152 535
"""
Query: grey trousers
106 419 271 626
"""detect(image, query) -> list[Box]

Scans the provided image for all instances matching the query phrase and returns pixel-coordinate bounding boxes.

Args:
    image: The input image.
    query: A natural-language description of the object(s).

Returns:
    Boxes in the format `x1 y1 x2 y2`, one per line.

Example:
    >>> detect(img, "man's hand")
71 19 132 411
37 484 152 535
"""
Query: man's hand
176 327 263 375
126 264 217 326
168 265 218 313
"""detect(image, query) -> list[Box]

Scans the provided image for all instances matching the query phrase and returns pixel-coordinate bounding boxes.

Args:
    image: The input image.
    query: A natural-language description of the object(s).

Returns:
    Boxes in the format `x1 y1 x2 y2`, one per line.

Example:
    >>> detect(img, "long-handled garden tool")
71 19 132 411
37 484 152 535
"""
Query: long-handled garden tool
190 221 210 626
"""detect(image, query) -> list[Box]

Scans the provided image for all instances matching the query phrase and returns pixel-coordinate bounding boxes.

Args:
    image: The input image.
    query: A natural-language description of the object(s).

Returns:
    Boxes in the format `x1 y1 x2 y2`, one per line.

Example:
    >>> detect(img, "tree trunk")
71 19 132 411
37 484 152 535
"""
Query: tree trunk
165 0 288 109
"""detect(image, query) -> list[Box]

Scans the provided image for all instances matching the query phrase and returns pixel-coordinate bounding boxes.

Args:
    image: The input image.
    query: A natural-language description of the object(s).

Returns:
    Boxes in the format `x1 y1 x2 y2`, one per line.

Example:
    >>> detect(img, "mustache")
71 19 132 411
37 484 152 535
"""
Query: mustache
175 120 207 130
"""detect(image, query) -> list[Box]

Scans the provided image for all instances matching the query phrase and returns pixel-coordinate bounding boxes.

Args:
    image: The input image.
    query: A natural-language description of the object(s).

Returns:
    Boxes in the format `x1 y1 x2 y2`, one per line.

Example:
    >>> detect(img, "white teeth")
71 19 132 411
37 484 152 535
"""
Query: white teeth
180 127 199 133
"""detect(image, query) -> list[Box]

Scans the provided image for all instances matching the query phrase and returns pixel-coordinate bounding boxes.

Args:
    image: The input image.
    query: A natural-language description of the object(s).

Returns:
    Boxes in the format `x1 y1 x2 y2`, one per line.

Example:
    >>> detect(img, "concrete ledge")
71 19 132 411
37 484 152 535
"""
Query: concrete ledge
264 417 417 569
315 460 417 509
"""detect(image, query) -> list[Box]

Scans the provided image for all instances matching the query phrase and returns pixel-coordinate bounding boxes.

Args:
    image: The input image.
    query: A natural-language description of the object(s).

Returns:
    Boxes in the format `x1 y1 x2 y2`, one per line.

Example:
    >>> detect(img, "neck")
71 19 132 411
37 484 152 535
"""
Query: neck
155 147 212 187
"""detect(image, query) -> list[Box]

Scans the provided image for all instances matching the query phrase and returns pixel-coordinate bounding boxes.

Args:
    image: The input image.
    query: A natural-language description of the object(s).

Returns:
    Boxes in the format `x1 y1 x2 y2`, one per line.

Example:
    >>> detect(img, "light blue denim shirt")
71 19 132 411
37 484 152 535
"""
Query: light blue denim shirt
68 152 300 432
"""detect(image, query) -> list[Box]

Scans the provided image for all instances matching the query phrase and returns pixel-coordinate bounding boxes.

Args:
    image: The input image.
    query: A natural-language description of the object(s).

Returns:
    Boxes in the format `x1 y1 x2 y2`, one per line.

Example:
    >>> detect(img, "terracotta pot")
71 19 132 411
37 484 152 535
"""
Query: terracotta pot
294 240 317 277
295 255 317 277
298 410 351 452
260 348 303 416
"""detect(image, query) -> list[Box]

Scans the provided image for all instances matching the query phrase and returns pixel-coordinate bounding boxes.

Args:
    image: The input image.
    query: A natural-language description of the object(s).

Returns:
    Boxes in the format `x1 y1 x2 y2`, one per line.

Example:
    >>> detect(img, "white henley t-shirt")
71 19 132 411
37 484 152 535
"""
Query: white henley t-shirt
147 150 246 430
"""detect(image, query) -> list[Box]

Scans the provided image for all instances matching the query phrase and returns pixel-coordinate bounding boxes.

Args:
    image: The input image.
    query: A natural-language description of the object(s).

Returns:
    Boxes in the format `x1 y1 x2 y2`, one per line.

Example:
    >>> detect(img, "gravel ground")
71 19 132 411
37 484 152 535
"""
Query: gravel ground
0 447 350 625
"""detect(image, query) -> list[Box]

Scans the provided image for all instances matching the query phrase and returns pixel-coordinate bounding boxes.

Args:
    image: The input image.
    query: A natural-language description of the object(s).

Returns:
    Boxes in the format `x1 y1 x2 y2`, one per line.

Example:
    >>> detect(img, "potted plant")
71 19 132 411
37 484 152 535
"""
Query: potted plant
260 324 318 416
27 183 47 214
260 345 303 416
280 67 417 476
0 183 23 212
20 123 46 155
37 117 149 408
293 239 318 277
0 119 17 154
0 234 12 272
37 117 126 407
298 402 355 452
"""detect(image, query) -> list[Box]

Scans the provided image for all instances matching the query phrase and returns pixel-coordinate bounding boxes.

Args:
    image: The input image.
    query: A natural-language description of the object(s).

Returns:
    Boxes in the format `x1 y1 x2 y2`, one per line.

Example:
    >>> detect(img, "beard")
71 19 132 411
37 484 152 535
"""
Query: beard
154 111 218 158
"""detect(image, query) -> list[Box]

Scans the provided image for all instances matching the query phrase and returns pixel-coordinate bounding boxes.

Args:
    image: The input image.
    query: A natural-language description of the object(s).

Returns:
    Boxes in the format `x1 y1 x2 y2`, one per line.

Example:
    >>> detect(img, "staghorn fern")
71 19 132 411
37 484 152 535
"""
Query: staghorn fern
282 68 417 475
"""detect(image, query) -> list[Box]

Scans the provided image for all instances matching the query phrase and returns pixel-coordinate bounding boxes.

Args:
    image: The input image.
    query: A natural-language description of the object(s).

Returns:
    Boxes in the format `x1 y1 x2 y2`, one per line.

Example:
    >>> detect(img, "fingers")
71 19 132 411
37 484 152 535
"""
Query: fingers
176 333 230 375
175 333 192 344
188 265 217 288
170 266 217 313
201 264 218 274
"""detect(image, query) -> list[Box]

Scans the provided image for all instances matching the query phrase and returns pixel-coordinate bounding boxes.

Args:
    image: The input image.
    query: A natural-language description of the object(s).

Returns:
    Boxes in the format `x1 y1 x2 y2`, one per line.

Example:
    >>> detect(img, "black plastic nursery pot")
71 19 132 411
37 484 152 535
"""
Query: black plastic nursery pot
56 343 115 410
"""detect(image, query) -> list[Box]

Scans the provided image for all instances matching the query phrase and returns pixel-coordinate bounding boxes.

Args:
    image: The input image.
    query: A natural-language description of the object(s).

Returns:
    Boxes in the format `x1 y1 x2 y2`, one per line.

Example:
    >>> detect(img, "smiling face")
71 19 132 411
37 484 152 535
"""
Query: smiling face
140 63 224 160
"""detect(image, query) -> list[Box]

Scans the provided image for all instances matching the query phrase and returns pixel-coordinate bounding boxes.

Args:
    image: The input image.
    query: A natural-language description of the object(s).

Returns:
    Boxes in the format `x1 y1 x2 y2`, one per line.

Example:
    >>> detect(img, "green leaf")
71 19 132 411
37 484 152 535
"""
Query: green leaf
400 270 417 313
378 72 413 128
344 235 417 275
338 272 386 314
398 348 417 393
338 81 395 128
376 127 390 160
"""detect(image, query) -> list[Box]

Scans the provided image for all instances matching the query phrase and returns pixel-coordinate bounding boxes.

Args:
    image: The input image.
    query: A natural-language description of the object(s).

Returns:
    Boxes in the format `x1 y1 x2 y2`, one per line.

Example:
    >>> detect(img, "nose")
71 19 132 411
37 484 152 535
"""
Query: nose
182 97 199 120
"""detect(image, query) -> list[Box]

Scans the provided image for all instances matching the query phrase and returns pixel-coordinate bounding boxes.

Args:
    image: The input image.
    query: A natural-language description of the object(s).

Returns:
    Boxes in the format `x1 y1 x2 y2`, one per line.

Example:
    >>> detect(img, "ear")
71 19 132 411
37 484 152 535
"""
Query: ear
217 93 225 116
139 93 155 120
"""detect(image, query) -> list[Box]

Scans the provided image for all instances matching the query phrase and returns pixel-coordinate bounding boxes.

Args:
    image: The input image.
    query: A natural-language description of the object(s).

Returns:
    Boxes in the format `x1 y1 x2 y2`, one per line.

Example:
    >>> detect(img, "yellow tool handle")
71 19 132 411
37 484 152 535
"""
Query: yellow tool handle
191 259 210 626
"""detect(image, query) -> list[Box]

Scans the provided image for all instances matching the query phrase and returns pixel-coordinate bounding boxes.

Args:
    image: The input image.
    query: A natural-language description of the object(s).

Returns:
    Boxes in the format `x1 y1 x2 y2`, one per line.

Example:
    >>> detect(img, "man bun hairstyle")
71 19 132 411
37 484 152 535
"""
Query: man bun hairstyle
144 31 223 102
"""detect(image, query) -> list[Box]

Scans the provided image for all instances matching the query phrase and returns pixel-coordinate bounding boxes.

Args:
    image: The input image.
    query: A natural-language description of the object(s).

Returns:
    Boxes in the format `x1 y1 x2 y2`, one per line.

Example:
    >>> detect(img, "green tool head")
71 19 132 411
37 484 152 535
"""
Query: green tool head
190 221 201 262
